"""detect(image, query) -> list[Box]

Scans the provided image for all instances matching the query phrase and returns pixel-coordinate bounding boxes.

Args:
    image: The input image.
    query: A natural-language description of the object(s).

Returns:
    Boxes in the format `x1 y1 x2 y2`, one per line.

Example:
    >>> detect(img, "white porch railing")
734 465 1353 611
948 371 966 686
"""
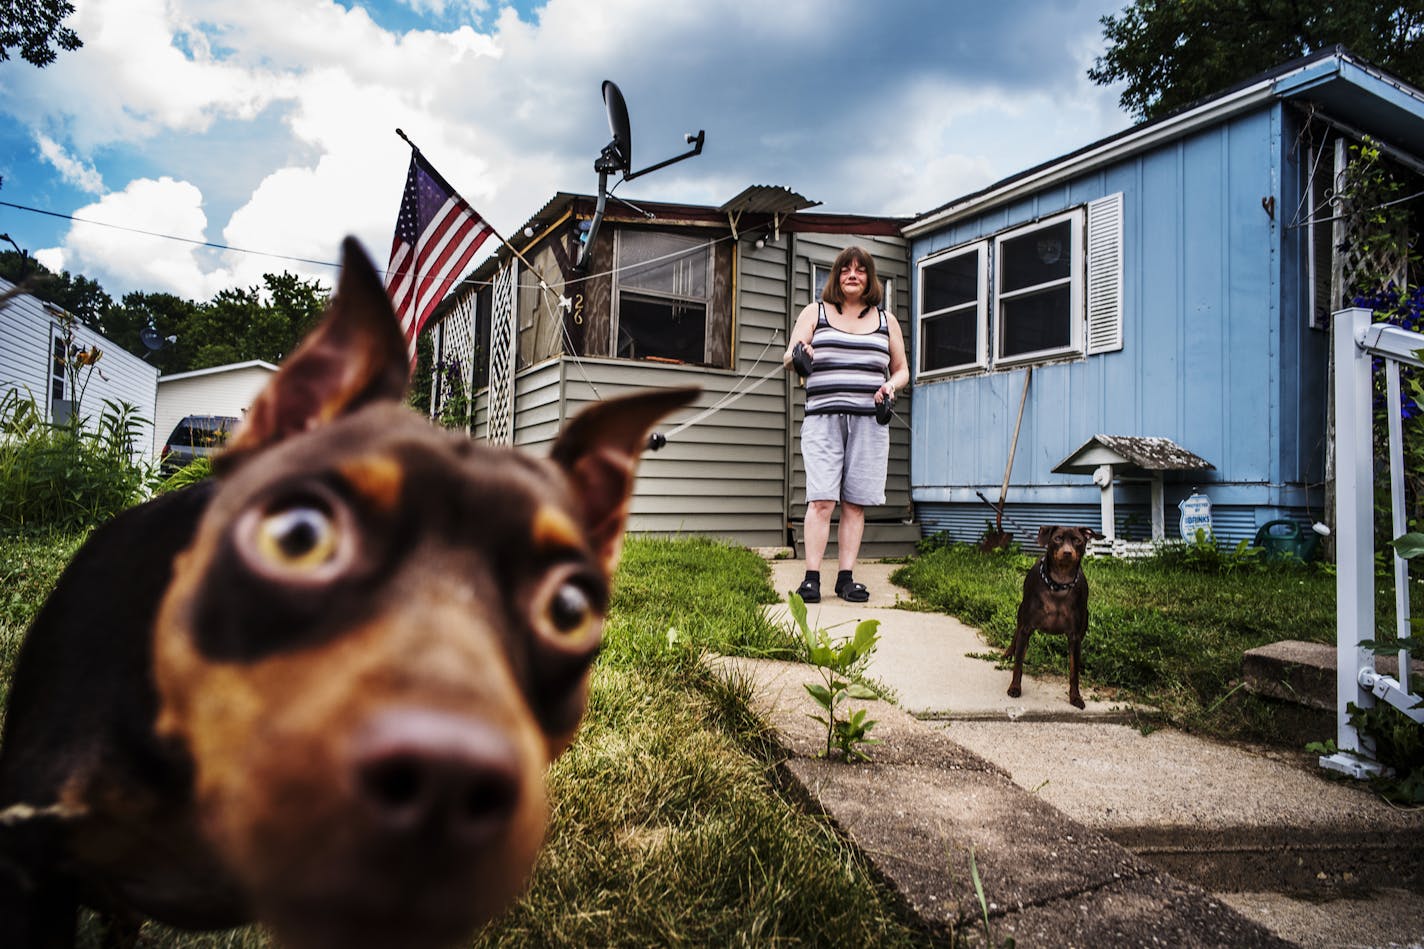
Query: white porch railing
1321 307 1424 779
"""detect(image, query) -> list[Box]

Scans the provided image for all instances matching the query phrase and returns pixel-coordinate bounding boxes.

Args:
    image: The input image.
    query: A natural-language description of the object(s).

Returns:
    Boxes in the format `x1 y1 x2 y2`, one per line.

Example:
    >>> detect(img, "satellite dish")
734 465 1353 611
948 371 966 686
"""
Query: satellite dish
576 80 706 271
602 80 632 175
140 327 164 351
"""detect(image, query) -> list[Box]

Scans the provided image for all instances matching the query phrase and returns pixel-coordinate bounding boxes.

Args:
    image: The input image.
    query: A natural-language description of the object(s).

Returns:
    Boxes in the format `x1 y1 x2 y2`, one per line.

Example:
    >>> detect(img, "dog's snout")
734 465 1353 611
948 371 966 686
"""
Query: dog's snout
351 709 521 846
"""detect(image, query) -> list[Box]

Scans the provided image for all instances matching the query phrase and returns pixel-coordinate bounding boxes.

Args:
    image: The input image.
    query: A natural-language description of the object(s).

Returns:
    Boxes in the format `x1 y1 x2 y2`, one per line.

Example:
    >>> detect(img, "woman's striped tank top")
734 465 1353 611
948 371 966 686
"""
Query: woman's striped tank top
804 302 890 416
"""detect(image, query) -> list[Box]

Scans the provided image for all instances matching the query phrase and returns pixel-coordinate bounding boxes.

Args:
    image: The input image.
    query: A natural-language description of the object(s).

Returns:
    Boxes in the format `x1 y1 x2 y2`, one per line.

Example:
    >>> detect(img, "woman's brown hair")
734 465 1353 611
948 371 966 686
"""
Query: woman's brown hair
820 245 883 308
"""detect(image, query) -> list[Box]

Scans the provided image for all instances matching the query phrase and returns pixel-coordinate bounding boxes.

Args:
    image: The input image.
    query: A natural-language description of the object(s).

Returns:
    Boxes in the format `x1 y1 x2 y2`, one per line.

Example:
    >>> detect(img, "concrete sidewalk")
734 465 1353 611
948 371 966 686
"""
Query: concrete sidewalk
730 558 1424 948
765 560 1136 721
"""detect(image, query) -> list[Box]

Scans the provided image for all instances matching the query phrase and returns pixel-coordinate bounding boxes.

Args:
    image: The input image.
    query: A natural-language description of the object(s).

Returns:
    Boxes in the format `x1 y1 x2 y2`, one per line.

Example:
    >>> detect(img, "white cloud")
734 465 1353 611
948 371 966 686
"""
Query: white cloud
44 178 236 300
3 0 282 149
34 134 105 194
4 0 1132 298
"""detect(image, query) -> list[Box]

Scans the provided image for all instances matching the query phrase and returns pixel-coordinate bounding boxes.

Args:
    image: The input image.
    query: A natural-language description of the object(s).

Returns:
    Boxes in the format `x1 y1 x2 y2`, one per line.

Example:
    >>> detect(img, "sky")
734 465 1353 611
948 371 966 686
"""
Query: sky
0 0 1132 301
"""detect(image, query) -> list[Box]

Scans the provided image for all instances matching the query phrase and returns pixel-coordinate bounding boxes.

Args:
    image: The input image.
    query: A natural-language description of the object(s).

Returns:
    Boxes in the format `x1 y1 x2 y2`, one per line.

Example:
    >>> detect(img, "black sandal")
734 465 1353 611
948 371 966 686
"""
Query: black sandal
836 579 869 603
796 577 820 603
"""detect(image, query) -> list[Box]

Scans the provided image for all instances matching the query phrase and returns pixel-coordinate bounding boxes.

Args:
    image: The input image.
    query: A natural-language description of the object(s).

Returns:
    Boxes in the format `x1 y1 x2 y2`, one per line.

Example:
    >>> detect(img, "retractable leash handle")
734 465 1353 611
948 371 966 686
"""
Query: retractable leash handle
876 391 894 425
790 342 814 379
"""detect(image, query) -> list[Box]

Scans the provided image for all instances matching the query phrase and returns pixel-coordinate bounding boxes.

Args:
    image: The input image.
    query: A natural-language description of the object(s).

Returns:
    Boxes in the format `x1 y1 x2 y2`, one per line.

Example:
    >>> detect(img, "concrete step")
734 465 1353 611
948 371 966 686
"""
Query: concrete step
1242 639 1407 710
792 520 921 561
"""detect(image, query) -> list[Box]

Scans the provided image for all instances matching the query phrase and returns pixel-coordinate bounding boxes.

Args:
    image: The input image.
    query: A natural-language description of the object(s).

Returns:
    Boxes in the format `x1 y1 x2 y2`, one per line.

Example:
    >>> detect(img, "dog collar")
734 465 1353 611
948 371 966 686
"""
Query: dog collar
1039 559 1080 592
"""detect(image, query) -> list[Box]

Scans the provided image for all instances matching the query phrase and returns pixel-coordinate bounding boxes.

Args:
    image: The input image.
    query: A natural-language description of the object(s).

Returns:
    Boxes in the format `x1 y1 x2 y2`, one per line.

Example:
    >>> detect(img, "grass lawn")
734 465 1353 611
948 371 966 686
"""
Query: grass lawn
892 540 1421 747
0 532 930 948
6 526 1419 945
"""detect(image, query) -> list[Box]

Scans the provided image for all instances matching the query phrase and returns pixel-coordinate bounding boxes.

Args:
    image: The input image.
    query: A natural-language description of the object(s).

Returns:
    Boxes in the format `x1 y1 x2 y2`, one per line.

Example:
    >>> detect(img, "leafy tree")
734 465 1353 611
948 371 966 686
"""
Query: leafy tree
187 287 259 370
1089 1 1424 122
0 246 42 285
101 290 202 376
0 249 111 328
1 0 82 67
260 271 327 357
182 273 330 372
47 272 110 327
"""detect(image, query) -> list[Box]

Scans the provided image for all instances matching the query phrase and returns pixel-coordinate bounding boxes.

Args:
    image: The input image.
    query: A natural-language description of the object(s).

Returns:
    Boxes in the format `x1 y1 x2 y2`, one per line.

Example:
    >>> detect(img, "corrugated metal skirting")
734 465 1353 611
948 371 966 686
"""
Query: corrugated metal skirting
915 503 1318 552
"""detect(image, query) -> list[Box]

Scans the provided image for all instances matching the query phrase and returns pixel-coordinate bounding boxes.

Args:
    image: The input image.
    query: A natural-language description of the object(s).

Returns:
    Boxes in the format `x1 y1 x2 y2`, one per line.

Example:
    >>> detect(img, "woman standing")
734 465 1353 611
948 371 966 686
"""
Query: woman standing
785 246 909 603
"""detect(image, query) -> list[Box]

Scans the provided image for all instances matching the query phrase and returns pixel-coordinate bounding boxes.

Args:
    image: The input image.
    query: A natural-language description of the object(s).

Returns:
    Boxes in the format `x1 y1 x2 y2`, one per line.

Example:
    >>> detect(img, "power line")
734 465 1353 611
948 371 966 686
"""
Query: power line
0 200 343 270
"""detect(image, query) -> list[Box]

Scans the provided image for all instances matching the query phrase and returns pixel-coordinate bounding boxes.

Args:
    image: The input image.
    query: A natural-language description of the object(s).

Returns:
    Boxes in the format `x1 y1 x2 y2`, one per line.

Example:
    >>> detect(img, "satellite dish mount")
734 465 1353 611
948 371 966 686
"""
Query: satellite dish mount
576 80 704 271
139 325 176 361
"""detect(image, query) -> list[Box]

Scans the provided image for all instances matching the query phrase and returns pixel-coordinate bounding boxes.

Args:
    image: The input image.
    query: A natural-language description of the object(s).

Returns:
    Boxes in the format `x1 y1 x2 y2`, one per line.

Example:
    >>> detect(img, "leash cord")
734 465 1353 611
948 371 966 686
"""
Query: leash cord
662 340 789 439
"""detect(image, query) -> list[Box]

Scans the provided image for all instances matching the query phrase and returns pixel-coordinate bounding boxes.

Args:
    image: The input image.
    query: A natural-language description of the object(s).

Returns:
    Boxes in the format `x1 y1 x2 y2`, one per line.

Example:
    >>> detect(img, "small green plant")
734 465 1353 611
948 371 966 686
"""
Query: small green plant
915 530 955 555
786 592 881 761
1149 529 1270 574
968 847 1016 948
154 456 214 494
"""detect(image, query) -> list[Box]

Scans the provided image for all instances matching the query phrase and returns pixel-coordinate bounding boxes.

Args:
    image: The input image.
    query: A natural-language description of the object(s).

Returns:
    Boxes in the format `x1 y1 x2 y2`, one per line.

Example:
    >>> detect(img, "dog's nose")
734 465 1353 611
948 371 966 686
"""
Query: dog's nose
351 709 521 846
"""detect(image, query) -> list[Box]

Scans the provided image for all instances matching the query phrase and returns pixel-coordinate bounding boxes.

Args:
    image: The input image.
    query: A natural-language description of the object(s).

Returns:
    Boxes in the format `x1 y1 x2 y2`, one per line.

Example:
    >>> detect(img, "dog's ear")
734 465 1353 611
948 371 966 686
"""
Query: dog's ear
220 237 409 469
1082 527 1105 540
1036 525 1056 547
551 387 698 573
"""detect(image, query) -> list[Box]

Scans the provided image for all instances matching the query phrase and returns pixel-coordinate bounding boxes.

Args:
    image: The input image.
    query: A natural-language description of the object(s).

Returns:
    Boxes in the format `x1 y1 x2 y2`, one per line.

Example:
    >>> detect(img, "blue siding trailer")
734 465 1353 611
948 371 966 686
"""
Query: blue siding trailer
903 49 1423 549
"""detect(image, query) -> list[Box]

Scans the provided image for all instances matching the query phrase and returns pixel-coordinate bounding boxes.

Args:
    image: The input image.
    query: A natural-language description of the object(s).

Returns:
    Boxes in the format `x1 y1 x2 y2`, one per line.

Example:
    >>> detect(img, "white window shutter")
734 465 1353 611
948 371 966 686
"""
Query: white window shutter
1086 192 1124 354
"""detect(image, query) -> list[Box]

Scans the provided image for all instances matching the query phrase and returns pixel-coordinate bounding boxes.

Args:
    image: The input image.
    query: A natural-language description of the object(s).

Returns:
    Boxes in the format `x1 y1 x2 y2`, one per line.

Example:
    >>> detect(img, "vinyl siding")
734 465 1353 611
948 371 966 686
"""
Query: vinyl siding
787 232 913 521
909 105 1325 538
462 229 911 548
1 279 158 459
153 364 277 455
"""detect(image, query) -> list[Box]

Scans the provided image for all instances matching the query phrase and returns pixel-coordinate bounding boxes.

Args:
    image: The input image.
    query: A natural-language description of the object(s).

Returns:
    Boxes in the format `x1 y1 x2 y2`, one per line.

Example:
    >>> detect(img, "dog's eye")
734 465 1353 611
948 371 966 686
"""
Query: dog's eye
255 504 339 571
548 582 593 635
532 567 604 643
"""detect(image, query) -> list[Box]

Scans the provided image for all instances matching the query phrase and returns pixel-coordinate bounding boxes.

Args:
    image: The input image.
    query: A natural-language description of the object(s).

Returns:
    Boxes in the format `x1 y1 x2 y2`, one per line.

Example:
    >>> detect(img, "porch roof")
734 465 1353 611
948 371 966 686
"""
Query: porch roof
1052 435 1214 476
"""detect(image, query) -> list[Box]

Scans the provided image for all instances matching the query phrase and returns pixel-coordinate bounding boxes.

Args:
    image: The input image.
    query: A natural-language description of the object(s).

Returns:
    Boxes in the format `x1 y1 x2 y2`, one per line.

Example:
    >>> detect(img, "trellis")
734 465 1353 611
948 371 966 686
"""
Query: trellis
486 260 517 445
433 292 478 433
1330 136 1415 309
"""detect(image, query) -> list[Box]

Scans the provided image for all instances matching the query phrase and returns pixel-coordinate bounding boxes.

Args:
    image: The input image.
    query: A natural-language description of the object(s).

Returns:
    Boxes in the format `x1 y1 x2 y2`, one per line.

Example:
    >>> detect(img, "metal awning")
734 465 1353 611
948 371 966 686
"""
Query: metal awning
718 186 821 240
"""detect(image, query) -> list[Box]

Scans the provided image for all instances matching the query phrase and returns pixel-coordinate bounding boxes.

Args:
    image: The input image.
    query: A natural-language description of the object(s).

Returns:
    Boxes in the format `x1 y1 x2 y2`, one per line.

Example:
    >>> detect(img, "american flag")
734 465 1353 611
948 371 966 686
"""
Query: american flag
386 149 493 366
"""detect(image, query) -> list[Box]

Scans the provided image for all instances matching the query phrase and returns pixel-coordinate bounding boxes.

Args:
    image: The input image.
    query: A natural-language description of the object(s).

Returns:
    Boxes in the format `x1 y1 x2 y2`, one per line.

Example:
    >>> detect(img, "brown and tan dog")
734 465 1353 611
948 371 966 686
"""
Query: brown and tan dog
0 238 695 949
1002 525 1102 709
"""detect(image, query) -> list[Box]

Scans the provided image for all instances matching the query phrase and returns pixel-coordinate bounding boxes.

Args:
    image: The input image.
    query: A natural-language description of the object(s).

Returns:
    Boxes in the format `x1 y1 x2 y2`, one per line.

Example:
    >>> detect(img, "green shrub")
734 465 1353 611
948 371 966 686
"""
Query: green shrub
0 390 156 531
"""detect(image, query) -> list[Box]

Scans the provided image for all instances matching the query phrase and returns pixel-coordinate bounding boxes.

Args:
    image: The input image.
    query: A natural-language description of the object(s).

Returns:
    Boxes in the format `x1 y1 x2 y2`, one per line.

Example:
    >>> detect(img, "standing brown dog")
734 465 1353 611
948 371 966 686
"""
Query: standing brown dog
0 238 696 949
1002 525 1102 709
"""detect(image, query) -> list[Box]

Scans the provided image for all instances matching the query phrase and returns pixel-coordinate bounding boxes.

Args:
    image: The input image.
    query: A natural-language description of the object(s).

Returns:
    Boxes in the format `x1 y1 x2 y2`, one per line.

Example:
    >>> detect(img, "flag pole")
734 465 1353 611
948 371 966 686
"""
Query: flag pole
395 128 542 278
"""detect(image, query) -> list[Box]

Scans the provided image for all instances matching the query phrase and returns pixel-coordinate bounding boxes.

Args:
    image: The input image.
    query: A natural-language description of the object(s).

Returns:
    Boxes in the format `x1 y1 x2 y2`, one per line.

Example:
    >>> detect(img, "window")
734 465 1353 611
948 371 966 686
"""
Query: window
613 230 713 364
914 193 1122 379
994 210 1082 362
50 335 65 403
50 333 72 424
917 245 986 374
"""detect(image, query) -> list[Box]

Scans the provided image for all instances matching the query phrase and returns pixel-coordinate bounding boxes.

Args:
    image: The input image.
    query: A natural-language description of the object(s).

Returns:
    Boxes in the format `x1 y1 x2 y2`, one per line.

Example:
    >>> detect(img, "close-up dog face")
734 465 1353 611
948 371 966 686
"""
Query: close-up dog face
151 407 604 948
132 237 693 949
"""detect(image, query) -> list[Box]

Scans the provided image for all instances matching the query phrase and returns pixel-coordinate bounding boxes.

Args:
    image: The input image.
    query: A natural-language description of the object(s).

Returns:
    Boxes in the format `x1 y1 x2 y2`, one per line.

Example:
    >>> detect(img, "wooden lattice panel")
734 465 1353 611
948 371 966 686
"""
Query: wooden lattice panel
438 294 478 433
486 261 516 445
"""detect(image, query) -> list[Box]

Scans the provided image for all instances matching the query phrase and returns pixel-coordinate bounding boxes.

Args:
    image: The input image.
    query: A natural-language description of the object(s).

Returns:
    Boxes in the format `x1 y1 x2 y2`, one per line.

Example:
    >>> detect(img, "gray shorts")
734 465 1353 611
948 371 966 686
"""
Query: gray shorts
802 413 889 506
